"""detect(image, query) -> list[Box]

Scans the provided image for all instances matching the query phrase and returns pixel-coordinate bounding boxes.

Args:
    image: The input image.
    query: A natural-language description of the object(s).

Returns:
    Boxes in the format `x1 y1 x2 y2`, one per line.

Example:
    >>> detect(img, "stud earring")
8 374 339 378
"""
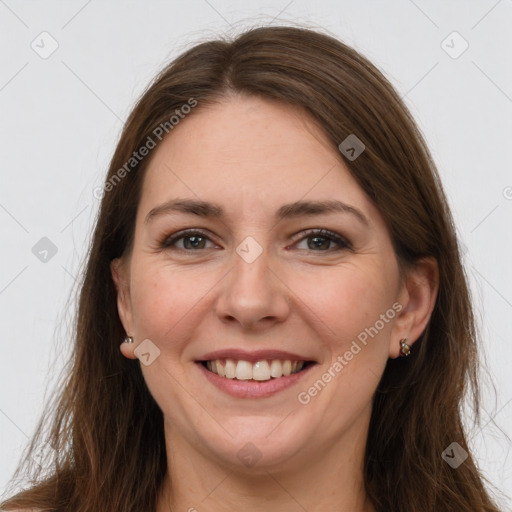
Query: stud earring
399 338 411 357
123 336 134 344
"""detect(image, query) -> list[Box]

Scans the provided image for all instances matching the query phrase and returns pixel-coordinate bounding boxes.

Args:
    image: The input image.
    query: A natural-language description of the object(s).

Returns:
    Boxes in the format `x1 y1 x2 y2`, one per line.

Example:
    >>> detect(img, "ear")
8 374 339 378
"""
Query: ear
111 258 137 359
389 256 439 358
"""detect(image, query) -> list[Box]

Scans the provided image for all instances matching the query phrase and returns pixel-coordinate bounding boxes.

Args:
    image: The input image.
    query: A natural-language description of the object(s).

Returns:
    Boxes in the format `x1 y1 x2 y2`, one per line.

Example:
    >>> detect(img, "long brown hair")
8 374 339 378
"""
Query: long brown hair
1 24 505 512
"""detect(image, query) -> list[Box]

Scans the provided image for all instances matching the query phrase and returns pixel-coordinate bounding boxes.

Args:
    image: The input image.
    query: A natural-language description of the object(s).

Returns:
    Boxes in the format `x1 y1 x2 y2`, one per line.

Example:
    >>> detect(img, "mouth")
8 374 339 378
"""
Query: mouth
194 349 318 398
198 358 316 381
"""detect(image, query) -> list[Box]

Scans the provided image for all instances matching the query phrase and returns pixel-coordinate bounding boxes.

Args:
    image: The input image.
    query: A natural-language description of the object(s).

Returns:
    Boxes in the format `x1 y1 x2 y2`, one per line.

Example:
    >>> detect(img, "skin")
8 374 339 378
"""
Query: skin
111 95 438 512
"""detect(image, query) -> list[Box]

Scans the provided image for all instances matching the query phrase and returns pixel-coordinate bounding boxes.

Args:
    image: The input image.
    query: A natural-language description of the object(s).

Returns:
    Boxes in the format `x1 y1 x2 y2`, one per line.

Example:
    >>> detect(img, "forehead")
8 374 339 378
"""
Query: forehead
138 96 377 225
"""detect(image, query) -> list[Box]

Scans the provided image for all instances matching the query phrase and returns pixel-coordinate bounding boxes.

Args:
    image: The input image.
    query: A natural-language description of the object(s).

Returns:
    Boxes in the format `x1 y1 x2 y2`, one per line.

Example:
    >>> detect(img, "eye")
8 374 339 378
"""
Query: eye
292 229 352 252
158 228 352 253
159 229 218 251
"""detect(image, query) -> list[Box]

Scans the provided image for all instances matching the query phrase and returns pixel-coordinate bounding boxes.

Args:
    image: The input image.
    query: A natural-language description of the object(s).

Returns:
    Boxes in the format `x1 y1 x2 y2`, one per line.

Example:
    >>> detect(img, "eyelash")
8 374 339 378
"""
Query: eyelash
158 228 352 253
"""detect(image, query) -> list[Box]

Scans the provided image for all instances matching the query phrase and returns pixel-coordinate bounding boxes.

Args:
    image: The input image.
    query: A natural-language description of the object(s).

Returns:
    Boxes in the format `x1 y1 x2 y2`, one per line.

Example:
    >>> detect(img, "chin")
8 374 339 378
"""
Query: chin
199 417 312 471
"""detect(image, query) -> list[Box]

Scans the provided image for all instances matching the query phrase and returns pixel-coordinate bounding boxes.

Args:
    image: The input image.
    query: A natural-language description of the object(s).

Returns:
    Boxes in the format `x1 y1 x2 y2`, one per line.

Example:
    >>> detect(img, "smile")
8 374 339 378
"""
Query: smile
202 358 312 381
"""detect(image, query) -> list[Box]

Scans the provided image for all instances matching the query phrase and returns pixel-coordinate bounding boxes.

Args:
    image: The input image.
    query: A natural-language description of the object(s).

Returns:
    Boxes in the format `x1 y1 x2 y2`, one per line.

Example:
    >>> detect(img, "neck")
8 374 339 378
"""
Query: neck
156 414 376 512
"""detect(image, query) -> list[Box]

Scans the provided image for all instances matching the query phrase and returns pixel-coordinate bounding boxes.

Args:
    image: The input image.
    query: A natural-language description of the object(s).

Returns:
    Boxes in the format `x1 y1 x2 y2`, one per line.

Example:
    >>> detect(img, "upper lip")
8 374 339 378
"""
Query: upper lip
197 349 316 363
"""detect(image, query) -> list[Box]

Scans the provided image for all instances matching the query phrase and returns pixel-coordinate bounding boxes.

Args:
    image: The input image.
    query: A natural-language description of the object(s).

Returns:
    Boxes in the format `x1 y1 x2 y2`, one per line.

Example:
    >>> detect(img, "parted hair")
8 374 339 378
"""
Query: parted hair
1 24 503 512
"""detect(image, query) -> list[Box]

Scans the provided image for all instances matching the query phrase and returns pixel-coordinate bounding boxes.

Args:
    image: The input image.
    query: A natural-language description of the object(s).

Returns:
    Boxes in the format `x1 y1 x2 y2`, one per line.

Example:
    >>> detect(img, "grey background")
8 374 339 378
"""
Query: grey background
1 0 511 507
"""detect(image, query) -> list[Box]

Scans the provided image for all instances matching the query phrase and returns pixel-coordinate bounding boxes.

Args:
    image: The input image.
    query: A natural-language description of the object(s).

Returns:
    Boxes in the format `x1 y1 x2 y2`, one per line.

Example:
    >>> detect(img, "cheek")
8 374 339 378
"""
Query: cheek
128 258 239 356
292 263 396 440
128 261 205 342
294 260 396 344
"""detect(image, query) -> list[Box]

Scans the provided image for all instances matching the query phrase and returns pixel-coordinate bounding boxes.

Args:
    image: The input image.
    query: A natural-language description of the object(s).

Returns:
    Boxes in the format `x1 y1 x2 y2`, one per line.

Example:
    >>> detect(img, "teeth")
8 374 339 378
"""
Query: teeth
225 358 236 378
235 360 253 380
252 360 270 381
204 358 306 381
270 359 283 377
216 360 226 377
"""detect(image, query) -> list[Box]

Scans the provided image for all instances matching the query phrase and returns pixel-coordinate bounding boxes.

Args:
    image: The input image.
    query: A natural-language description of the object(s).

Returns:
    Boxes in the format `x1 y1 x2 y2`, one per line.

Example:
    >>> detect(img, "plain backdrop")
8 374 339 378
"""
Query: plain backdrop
1 0 511 508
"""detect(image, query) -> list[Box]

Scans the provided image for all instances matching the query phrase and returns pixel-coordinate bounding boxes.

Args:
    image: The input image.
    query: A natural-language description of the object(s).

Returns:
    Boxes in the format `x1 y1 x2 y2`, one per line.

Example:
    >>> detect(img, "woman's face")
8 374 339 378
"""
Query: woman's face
112 95 420 472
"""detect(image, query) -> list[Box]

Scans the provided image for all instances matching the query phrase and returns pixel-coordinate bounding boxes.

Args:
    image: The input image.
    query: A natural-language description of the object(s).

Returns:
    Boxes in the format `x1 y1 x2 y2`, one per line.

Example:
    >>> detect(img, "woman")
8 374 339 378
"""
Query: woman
0 25 504 512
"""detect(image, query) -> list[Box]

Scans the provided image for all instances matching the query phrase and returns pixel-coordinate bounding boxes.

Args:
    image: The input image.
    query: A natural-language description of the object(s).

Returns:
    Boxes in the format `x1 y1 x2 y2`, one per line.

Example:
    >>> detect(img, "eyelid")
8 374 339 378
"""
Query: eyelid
159 228 219 250
159 227 352 252
288 228 352 251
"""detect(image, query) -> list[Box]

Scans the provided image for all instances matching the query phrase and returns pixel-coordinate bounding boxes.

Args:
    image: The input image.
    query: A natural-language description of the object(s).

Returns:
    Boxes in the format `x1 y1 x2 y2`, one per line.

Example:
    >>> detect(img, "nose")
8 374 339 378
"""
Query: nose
214 241 291 331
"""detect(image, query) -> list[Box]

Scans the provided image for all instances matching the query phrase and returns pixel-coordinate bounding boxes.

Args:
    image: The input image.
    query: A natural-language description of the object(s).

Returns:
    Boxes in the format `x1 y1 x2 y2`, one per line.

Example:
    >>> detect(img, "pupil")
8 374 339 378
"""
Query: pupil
186 236 204 249
309 237 329 250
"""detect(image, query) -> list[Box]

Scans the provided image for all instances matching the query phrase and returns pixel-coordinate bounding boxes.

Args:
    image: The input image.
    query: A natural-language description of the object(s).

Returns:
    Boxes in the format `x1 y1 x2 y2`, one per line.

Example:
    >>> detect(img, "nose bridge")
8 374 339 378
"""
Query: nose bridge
215 235 289 329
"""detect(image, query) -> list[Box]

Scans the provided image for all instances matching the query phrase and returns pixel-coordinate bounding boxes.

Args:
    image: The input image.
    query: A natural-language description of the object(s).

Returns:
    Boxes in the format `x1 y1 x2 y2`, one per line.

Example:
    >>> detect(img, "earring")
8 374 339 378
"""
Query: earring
123 336 134 344
399 338 411 357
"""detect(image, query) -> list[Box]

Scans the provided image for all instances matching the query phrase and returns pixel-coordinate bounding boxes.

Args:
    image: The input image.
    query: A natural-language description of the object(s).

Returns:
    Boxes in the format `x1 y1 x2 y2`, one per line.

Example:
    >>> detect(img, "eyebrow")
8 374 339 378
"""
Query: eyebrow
144 198 370 227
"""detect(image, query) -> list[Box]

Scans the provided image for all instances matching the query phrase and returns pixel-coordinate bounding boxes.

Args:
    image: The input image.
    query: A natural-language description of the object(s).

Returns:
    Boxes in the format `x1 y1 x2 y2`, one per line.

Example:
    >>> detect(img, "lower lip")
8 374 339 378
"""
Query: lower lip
196 362 316 399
